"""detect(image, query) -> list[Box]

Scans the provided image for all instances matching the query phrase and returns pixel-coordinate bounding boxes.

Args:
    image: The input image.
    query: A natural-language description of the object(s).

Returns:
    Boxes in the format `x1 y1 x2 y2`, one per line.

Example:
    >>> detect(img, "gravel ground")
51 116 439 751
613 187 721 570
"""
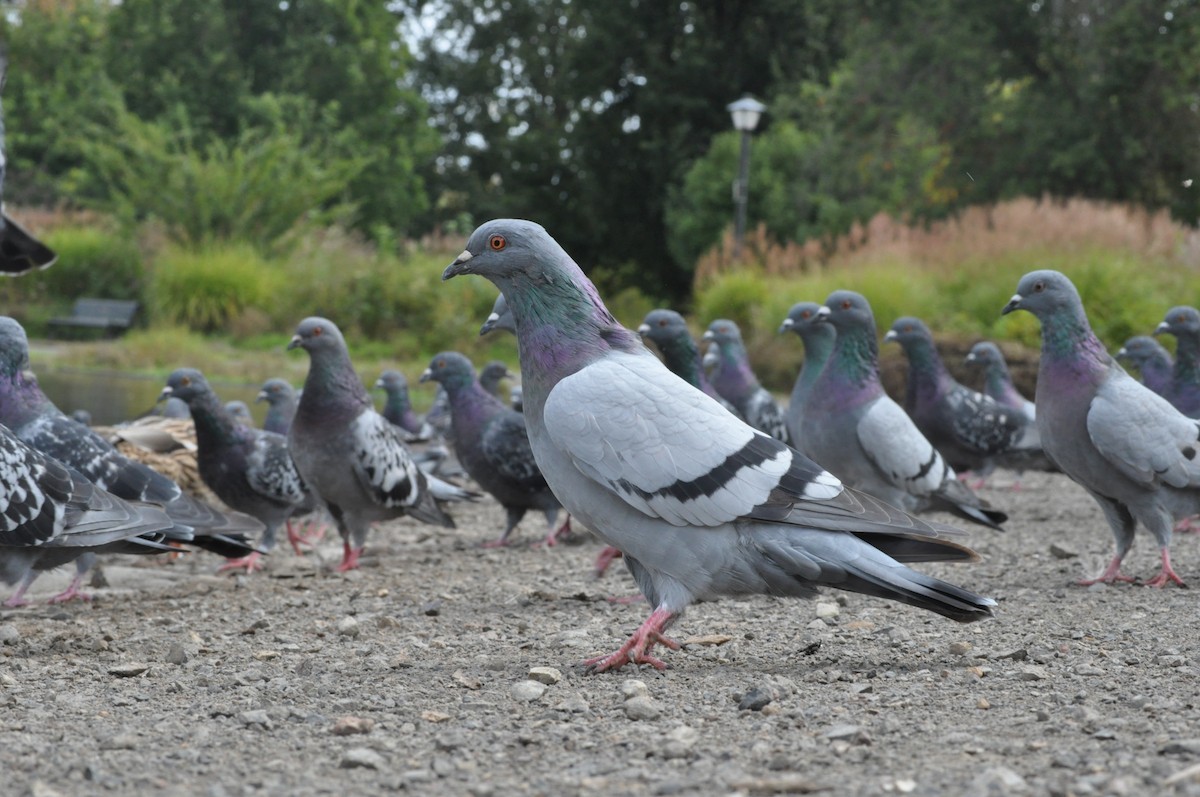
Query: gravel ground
4 469 1200 797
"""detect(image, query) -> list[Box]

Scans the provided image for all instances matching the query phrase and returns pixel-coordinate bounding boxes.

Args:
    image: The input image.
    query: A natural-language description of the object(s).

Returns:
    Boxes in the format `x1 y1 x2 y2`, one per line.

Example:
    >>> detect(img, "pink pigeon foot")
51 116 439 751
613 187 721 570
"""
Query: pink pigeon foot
1142 550 1187 588
582 607 680 673
537 515 574 547
217 552 265 574
1077 555 1138 586
1174 515 1200 534
593 546 623 578
3 589 31 608
480 535 512 549
47 573 92 605
335 542 363 572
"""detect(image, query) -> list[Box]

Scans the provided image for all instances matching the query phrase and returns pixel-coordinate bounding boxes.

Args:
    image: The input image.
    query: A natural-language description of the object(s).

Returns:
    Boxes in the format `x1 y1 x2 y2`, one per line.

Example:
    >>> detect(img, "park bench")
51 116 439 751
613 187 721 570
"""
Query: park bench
47 298 140 338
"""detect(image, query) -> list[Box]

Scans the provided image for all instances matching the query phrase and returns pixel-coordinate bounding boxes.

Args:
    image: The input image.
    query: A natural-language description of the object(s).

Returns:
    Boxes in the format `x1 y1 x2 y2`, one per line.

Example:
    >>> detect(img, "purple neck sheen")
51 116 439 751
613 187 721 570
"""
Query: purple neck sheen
1037 304 1112 395
1173 333 1200 387
443 376 507 439
710 342 760 404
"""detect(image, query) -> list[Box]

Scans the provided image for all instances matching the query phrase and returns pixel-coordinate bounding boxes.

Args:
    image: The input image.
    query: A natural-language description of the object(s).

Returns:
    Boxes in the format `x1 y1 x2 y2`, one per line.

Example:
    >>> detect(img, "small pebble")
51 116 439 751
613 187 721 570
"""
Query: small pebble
0 625 19 645
815 602 839 619
623 695 661 721
340 747 386 770
737 687 773 712
662 725 697 759
336 616 360 637
621 679 648 699
331 716 375 736
510 680 547 702
1049 543 1078 559
949 641 972 656
239 710 272 730
528 666 562 685
164 644 188 665
108 663 150 678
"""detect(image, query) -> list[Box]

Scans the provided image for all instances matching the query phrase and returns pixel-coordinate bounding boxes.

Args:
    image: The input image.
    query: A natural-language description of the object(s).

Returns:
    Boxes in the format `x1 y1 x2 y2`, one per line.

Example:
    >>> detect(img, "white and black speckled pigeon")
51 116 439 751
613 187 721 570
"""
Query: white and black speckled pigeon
421 351 565 547
0 58 55 275
1154 306 1200 418
779 302 834 446
163 368 312 573
256 378 298 436
1116 336 1174 399
374 369 424 435
287 317 476 571
799 293 1006 529
0 320 264 575
0 428 179 606
885 317 1027 476
702 320 788 442
443 219 994 673
638 309 742 418
1003 271 1200 587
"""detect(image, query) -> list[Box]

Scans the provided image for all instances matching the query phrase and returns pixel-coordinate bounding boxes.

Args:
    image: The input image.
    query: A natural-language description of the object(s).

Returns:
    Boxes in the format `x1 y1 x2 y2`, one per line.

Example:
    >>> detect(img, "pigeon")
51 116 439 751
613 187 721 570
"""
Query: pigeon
374 369 424 435
638 309 741 418
1154 306 1200 418
256 378 299 436
287 317 475 571
702 319 789 442
964 342 1037 424
420 351 565 546
779 301 835 445
799 293 1006 529
885 317 1027 476
0 428 179 606
0 57 56 275
1116 336 1174 398
0 319 264 581
479 360 515 401
1002 271 1200 586
225 400 253 424
162 368 312 572
480 293 515 336
443 219 994 673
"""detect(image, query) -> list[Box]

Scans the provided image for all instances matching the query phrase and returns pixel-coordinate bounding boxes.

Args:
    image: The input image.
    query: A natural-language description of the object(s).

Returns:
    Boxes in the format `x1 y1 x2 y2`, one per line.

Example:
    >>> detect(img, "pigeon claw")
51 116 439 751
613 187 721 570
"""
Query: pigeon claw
1077 555 1137 586
335 543 363 572
593 546 623 578
535 516 574 548
218 552 265 575
581 607 679 674
1142 550 1187 589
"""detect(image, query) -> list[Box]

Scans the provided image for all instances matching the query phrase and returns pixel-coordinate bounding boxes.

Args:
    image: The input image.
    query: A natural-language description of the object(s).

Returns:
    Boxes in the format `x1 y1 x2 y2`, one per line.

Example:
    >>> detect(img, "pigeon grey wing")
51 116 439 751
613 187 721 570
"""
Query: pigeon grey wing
857 397 951 498
747 389 789 443
349 411 428 509
1087 373 1200 489
543 352 841 529
946 387 1024 455
246 432 309 508
480 412 546 491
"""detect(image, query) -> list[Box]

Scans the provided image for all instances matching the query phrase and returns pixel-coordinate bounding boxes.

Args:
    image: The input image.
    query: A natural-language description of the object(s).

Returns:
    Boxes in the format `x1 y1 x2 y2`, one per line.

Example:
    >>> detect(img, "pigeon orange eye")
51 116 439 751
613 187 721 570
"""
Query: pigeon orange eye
489 235 507 251
181 377 191 386
658 319 666 326
1033 281 1045 293
841 300 851 310
313 326 323 336
801 311 810 319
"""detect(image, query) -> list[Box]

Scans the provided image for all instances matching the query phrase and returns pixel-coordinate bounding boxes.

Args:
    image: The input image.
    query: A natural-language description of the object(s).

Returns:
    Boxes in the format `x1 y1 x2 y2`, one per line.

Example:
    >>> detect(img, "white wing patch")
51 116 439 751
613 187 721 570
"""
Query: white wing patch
858 397 949 496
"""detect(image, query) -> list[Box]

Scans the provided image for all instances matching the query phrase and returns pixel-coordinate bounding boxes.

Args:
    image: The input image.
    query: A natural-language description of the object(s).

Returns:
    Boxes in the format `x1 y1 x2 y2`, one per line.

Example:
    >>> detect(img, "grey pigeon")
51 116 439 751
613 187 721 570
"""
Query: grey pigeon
163 368 312 573
1002 271 1200 587
0 319 264 576
0 57 55 275
374 369 423 435
779 302 835 446
479 360 515 401
287 317 475 571
799 293 1006 529
0 428 178 606
964 342 1036 424
225 400 253 424
256 378 298 436
443 219 994 673
1116 336 1174 398
885 317 1027 476
637 309 741 418
1154 306 1200 418
702 319 789 442
157 396 191 419
480 293 515 336
420 352 564 546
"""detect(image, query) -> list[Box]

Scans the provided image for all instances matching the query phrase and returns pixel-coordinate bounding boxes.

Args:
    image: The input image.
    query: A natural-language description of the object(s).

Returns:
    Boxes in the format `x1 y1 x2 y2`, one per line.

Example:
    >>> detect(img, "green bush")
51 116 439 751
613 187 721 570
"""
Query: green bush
147 244 281 333
27 225 145 303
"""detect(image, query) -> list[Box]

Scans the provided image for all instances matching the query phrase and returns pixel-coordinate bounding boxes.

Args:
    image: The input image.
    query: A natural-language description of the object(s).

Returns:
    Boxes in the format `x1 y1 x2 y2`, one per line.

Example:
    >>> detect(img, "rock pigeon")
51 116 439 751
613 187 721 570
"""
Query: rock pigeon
964 342 1037 424
779 302 834 446
420 351 564 546
1154 306 1200 418
443 219 994 673
799 293 1006 529
1116 336 1174 398
287 317 475 571
162 368 312 573
225 400 253 424
0 428 180 606
256 378 299 436
885 317 1027 476
0 319 264 580
0 57 55 275
480 293 515 336
374 369 424 435
637 309 741 418
702 319 789 442
479 360 515 401
1002 271 1200 587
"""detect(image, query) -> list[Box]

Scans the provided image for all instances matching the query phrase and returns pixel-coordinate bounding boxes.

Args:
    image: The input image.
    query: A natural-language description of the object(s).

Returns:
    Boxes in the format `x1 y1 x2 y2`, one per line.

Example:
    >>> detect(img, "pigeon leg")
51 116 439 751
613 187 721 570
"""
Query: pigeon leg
46 570 92 605
1143 549 1186 588
217 552 264 574
335 542 363 572
1077 555 1137 586
483 507 525 548
286 520 307 556
593 546 623 578
1174 515 1200 534
3 574 35 608
537 514 573 547
582 607 680 673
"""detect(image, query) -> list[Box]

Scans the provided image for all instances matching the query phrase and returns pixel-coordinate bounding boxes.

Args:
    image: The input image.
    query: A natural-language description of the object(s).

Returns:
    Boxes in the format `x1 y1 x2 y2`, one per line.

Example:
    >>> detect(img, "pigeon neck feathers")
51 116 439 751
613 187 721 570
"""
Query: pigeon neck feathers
184 385 254 449
826 323 883 400
296 343 371 425
709 340 760 402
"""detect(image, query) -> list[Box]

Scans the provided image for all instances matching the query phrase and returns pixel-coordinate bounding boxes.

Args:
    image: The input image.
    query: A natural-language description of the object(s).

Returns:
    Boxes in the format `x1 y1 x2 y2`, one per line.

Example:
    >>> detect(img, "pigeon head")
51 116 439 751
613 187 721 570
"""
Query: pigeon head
779 302 825 336
256 378 295 406
420 352 476 391
0 316 31 376
883 317 933 350
1000 270 1082 320
1155 306 1200 338
964 341 1003 368
479 360 513 389
225 400 252 422
479 293 515 336
1116 336 1165 365
638 309 691 349
162 368 213 405
443 219 560 285
288 317 348 356
819 290 877 335
701 319 744 349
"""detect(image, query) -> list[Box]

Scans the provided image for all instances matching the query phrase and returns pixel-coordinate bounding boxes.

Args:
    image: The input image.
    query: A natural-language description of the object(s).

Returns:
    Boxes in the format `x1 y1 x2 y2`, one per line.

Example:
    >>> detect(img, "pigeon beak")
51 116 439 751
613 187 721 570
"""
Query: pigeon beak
964 353 977 363
636 323 650 337
1000 294 1022 316
701 330 714 342
778 319 793 334
1154 321 1169 336
479 311 500 336
814 306 831 323
883 330 898 343
254 390 268 403
159 386 173 401
286 334 303 350
418 368 433 383
1116 347 1128 358
373 378 385 389
442 249 475 281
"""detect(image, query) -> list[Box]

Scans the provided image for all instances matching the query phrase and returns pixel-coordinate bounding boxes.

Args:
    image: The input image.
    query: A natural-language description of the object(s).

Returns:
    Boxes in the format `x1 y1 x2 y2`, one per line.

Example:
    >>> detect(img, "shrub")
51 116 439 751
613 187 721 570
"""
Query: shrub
146 244 281 333
27 225 145 303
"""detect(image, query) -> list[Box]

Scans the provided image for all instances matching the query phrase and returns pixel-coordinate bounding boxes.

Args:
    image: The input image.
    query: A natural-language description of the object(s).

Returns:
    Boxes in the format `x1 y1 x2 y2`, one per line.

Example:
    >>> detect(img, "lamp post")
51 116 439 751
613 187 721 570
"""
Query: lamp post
726 95 766 260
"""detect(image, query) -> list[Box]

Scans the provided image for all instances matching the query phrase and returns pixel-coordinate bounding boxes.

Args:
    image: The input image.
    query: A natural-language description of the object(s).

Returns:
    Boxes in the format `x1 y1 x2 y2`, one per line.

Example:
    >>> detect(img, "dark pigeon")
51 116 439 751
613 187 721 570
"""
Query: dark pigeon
443 218 994 672
637 309 742 418
1154 306 1200 418
479 360 515 401
256 378 298 436
374 369 423 435
702 319 789 442
779 301 835 446
1116 336 1174 398
964 341 1036 424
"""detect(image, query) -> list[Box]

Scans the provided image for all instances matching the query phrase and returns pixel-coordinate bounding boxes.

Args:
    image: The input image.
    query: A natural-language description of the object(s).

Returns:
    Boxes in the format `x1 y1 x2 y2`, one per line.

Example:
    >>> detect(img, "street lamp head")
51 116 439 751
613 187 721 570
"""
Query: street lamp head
727 95 767 132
